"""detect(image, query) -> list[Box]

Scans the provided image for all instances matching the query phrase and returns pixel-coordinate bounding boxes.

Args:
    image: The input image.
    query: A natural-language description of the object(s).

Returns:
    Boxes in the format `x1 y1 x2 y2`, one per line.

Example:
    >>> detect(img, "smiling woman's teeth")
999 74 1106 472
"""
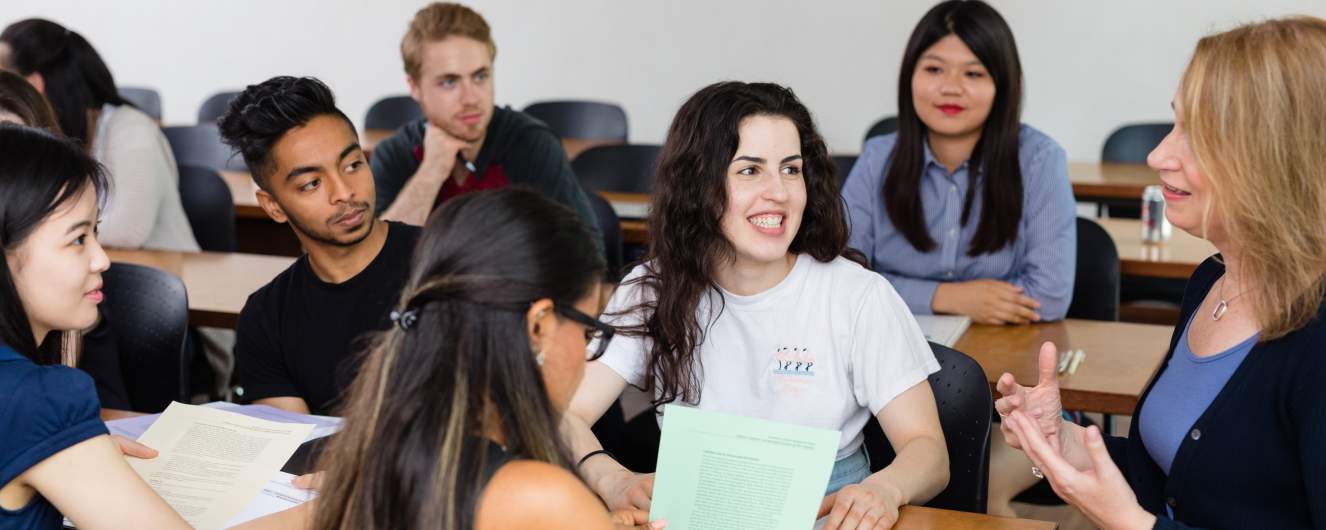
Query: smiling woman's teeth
749 214 782 228
1164 183 1191 196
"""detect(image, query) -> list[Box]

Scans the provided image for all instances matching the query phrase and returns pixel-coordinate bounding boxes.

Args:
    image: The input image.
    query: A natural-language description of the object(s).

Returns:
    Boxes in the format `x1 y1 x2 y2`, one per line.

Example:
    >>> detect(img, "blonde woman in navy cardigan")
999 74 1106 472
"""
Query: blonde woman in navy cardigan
996 18 1326 530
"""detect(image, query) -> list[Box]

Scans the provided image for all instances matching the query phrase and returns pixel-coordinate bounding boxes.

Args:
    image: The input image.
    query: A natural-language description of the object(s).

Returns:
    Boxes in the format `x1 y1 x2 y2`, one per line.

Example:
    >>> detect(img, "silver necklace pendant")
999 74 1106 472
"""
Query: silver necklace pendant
1212 300 1229 321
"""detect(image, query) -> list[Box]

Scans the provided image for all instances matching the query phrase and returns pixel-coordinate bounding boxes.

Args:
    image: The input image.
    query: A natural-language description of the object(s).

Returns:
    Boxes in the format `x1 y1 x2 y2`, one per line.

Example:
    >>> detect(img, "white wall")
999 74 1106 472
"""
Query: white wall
6 0 1325 160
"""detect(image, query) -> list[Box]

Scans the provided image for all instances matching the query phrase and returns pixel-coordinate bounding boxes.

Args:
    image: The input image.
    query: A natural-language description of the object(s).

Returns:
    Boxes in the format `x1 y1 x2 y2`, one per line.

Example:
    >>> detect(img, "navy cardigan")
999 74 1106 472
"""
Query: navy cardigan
1105 257 1326 529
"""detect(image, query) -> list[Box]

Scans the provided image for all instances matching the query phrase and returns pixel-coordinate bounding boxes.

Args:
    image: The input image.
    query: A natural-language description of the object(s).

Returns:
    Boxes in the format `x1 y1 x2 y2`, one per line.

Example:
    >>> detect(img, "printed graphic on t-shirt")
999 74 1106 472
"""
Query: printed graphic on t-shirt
770 346 816 396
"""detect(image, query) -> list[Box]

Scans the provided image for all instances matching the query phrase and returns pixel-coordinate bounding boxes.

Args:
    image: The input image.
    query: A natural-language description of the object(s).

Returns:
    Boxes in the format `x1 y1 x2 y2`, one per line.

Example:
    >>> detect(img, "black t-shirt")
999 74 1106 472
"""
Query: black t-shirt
234 221 420 415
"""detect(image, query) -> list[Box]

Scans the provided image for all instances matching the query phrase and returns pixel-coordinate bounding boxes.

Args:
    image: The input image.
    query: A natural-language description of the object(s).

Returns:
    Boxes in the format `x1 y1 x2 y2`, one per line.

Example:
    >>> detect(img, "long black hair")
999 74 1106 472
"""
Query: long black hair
0 124 108 363
624 81 855 408
885 0 1024 256
0 70 61 132
0 19 128 145
311 188 605 530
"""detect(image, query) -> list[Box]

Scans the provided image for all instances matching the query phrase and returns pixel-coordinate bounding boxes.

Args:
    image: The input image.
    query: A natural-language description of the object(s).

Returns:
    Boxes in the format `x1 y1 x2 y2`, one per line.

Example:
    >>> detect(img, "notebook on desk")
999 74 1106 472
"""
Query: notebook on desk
913 314 971 347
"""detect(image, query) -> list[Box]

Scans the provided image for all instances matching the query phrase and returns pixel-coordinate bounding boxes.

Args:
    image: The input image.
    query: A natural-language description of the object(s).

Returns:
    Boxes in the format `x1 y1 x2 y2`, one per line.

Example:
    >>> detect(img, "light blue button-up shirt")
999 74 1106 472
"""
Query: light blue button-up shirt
842 125 1076 319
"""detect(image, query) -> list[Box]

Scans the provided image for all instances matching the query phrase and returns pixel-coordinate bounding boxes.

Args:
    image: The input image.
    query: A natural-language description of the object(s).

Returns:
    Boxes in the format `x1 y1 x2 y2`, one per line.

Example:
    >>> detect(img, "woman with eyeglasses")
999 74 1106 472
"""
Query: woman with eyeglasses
560 81 949 530
234 188 660 530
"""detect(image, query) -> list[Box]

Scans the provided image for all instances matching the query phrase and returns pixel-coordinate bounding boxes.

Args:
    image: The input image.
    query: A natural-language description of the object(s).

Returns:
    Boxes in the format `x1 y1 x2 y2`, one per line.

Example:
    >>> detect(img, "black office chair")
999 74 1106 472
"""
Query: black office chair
586 192 624 282
178 165 237 252
1067 217 1120 322
364 95 423 131
571 144 661 194
1102 123 1171 164
197 91 240 123
163 124 247 171
524 100 628 143
863 342 991 513
864 116 899 144
101 263 191 413
119 86 162 121
832 155 858 190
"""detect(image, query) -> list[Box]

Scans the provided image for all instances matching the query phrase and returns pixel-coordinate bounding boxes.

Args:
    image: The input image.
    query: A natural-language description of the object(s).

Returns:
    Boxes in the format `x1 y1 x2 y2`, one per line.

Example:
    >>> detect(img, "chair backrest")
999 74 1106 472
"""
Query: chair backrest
863 342 992 513
163 124 247 171
101 263 191 412
178 165 237 252
197 91 240 123
525 101 629 160
571 144 661 194
364 95 423 131
864 116 899 144
119 86 162 121
1068 217 1120 321
586 192 624 281
1101 123 1172 163
525 100 628 142
832 155 858 190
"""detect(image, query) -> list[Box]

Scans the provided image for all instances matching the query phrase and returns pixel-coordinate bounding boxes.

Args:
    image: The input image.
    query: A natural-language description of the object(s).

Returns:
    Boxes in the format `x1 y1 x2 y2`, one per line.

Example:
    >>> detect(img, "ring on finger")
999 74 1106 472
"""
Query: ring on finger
1031 466 1044 479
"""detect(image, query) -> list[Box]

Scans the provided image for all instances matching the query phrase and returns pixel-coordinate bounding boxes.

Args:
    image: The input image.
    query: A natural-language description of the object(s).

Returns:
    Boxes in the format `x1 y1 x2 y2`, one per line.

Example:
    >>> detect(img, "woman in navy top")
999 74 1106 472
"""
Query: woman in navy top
997 18 1326 530
841 0 1075 325
0 125 189 529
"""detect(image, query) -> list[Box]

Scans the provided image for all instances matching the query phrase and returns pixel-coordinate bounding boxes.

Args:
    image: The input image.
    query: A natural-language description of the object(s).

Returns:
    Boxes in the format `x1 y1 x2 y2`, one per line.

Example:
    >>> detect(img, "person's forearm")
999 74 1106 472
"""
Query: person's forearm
864 433 948 506
560 411 630 496
380 170 445 225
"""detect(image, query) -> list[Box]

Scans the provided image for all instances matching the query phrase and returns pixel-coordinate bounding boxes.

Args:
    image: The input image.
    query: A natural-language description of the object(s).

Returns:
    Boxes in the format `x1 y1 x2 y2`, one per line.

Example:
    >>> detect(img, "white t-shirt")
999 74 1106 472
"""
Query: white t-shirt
598 254 940 459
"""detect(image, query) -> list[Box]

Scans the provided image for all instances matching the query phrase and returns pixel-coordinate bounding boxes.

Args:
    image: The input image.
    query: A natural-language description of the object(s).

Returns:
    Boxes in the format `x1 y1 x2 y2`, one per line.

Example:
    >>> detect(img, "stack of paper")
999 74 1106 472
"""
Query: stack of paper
222 471 316 528
123 402 316 530
913 314 972 347
107 402 342 443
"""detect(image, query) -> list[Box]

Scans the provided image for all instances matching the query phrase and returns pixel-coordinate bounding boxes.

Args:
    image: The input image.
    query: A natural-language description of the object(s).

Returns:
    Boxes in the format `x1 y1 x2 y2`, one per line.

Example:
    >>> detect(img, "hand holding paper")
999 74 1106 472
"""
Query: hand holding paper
649 405 839 530
126 402 314 530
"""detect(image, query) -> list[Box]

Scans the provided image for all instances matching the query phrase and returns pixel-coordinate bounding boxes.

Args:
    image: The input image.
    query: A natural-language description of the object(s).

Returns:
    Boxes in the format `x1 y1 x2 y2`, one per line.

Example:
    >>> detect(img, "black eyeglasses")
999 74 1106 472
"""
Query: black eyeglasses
553 303 616 361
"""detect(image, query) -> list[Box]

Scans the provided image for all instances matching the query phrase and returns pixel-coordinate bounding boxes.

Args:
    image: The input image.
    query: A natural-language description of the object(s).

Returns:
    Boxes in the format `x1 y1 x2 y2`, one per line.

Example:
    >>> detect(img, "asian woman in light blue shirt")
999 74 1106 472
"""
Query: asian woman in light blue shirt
842 0 1076 325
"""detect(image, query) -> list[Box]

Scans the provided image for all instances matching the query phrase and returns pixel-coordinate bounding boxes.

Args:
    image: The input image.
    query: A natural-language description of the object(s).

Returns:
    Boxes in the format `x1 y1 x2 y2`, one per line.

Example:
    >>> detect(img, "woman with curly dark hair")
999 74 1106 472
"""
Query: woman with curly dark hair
562 81 949 530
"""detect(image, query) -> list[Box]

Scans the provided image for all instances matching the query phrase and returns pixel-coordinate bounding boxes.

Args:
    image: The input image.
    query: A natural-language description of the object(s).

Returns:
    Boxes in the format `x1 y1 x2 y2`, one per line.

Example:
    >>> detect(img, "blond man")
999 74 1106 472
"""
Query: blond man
372 2 599 236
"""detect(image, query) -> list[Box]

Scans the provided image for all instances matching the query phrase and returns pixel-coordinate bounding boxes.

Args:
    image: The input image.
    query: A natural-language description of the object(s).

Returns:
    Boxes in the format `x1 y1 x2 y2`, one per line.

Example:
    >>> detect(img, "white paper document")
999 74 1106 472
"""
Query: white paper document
649 405 840 530
913 314 971 347
127 402 314 530
107 401 341 443
221 471 316 528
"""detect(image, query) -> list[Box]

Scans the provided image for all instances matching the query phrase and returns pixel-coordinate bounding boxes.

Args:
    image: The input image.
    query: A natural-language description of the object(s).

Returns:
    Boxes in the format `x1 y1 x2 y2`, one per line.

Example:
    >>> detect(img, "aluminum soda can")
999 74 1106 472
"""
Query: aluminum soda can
1140 185 1171 242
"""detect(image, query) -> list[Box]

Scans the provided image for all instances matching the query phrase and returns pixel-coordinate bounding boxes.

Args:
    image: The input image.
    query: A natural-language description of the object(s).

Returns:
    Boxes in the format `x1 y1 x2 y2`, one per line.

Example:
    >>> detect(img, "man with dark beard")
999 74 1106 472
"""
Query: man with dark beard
219 76 421 415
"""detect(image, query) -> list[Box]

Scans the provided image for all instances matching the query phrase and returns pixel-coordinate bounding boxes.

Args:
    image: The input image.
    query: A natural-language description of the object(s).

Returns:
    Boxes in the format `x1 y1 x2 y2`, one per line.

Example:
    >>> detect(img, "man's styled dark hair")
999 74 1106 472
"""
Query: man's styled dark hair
216 76 357 190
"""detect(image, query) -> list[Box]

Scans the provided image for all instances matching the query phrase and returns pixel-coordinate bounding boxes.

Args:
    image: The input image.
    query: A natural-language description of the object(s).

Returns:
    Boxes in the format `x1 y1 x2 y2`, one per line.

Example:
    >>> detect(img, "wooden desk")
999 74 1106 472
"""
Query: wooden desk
219 170 303 256
895 506 1055 529
955 319 1171 416
1068 162 1157 201
108 249 294 328
599 191 650 245
1098 218 1215 280
220 170 264 219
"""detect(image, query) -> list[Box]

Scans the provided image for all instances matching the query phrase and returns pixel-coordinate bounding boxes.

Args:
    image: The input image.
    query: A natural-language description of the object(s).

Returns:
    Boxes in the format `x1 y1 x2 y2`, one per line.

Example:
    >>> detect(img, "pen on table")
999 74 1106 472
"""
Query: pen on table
1057 350 1073 374
1066 349 1086 375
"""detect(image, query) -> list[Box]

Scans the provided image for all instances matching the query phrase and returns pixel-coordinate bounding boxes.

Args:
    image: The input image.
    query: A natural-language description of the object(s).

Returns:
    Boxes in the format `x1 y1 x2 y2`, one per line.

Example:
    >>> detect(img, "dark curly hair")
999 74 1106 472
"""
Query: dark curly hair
216 76 357 190
622 81 859 408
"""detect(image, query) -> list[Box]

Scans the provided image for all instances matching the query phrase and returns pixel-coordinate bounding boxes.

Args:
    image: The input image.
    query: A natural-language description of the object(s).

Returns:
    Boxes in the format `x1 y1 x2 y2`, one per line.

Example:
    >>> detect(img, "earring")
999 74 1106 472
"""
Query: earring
534 348 546 367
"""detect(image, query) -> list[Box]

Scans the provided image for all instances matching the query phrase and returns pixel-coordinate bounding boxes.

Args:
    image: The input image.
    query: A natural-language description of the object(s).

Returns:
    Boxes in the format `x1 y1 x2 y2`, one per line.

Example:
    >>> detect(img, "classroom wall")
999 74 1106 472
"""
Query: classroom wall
5 0 1324 160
